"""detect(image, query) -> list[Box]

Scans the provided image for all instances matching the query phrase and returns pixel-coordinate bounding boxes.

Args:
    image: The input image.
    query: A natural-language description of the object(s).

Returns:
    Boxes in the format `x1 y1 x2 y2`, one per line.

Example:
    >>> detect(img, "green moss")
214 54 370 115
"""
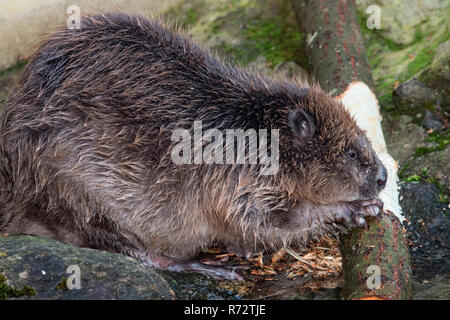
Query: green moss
356 5 450 116
54 277 69 291
163 3 200 28
398 162 410 180
401 165 450 204
0 60 27 77
407 50 433 77
165 0 307 70
185 8 198 26
377 79 397 111
240 16 305 67
403 174 421 183
427 177 450 204
414 130 450 157
414 146 436 157
0 274 37 300
438 193 449 204
405 29 446 79
357 11 407 51
403 26 449 79
428 131 450 144
215 0 307 68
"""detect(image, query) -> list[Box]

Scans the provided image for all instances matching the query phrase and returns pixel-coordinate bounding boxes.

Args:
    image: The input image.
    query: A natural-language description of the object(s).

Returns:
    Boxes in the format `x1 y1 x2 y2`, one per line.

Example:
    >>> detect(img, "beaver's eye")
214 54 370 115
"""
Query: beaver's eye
347 149 357 160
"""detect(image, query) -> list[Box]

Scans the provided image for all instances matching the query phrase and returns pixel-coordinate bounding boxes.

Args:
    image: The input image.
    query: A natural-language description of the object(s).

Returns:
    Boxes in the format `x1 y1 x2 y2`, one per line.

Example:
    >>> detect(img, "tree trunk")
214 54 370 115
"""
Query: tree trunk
291 0 413 299
291 0 373 95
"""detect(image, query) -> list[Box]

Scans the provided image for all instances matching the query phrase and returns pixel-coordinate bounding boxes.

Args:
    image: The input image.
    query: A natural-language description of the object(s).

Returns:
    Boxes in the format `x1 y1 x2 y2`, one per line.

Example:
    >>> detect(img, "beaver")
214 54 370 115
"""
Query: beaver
0 13 387 280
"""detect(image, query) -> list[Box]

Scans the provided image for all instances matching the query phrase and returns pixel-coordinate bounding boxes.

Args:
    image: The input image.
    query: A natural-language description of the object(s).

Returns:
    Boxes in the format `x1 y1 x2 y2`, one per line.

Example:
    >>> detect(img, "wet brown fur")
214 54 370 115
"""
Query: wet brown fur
0 14 385 264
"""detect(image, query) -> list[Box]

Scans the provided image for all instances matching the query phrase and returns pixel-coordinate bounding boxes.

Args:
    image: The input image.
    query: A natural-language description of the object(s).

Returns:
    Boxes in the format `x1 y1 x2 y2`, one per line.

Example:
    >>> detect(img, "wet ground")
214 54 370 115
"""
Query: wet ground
400 182 449 299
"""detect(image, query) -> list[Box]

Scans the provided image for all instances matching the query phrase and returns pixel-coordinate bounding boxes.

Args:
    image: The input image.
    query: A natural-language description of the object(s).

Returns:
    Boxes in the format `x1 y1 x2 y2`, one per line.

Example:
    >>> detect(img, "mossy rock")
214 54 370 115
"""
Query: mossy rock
419 40 450 112
0 235 241 300
392 78 439 114
164 0 308 70
355 0 449 46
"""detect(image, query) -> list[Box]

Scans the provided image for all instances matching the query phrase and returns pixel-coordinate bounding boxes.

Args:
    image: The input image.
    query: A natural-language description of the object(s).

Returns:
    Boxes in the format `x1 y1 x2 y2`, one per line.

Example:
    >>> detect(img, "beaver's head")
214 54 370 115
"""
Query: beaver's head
281 86 387 205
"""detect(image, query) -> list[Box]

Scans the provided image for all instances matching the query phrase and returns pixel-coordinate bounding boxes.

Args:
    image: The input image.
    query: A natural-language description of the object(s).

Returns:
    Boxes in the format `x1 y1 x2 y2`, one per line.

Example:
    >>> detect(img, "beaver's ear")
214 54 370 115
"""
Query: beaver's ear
288 109 316 146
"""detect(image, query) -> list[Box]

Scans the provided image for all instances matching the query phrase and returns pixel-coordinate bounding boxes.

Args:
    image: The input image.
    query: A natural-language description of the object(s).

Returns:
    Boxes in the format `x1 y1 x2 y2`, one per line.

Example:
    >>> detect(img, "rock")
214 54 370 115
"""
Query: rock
413 275 450 300
0 235 241 300
401 146 450 191
355 0 449 110
392 78 438 113
421 109 445 131
382 115 426 166
391 74 448 127
420 40 450 113
160 271 242 300
383 114 448 191
355 0 449 46
0 235 174 299
173 0 306 71
400 182 449 282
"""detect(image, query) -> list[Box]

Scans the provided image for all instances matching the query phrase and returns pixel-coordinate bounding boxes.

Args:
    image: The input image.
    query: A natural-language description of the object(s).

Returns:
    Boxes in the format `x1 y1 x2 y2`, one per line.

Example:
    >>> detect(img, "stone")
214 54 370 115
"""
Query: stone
413 275 450 300
400 182 449 283
0 235 241 300
392 78 438 113
382 115 426 166
420 40 450 112
401 146 450 191
355 0 449 46
421 109 445 131
0 235 174 299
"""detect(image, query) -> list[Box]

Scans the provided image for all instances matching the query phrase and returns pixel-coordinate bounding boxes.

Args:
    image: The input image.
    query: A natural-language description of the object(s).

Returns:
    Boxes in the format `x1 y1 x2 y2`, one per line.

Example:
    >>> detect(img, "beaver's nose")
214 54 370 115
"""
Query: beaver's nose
376 166 387 191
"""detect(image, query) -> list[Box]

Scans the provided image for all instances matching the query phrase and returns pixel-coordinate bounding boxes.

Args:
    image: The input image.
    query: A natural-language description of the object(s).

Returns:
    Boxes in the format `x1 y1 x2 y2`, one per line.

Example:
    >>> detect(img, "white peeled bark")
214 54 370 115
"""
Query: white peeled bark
337 81 403 221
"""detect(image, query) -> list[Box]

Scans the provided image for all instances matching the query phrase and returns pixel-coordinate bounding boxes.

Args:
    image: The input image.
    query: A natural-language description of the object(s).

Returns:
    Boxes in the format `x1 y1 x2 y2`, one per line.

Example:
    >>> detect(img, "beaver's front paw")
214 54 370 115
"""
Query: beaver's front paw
336 198 383 227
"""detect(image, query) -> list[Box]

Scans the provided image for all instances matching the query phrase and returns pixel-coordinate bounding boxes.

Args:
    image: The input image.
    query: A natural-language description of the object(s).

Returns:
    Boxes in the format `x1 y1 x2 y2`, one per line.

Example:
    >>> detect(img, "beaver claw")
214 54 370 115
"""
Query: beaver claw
336 198 383 227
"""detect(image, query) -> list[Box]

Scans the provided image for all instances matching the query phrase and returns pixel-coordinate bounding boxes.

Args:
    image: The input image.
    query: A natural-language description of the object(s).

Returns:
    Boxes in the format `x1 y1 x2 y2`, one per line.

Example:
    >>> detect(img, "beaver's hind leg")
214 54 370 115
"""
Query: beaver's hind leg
135 252 243 280
0 198 85 246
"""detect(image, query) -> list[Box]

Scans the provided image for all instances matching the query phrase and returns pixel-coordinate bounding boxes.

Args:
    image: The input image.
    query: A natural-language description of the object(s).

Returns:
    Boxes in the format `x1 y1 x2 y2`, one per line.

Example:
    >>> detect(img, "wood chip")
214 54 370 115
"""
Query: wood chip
215 253 235 259
249 252 264 268
285 248 315 268
271 248 286 264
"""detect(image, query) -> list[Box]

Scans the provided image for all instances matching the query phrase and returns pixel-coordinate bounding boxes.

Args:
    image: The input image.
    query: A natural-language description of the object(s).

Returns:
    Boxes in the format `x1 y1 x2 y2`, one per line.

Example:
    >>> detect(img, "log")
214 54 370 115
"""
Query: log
340 211 412 299
291 0 413 299
291 0 373 95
